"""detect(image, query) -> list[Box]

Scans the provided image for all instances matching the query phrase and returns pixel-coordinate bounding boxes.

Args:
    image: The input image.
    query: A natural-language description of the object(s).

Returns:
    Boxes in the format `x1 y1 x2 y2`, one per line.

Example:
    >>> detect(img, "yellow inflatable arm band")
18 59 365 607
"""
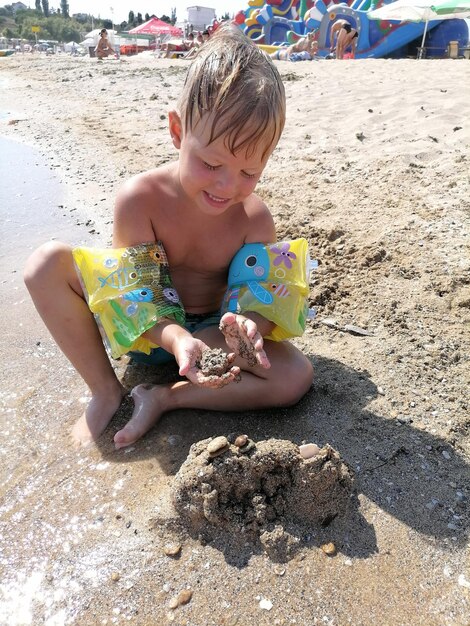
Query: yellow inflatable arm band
72 241 185 358
221 238 316 341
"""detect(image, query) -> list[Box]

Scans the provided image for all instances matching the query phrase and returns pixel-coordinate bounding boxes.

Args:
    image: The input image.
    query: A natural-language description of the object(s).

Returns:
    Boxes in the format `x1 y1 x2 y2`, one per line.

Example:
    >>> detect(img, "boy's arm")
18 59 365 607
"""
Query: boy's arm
241 194 277 337
244 193 276 245
112 174 158 247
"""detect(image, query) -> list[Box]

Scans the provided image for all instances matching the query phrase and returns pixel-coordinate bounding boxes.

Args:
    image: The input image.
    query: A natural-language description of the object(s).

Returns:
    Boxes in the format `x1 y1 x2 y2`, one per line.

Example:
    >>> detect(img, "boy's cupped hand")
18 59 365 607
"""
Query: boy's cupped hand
219 312 271 370
175 336 240 388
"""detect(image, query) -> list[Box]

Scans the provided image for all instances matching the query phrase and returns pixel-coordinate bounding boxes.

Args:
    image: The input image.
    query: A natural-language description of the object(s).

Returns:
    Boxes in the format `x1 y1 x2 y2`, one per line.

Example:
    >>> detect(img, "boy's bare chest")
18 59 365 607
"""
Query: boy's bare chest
167 231 242 272
157 215 246 273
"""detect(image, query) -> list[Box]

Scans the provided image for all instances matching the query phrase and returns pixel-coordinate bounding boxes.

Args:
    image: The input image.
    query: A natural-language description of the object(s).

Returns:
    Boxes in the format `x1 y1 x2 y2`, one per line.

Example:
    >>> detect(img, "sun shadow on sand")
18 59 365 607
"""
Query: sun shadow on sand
96 354 469 563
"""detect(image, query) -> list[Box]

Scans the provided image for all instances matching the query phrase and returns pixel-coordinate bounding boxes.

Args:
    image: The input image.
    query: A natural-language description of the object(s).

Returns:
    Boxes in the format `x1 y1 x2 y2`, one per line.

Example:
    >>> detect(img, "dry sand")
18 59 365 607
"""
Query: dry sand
0 52 469 625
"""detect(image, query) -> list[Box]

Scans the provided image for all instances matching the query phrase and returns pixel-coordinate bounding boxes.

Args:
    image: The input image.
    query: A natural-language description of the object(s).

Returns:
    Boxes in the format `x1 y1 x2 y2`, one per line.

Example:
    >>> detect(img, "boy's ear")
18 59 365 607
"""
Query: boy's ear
168 110 183 149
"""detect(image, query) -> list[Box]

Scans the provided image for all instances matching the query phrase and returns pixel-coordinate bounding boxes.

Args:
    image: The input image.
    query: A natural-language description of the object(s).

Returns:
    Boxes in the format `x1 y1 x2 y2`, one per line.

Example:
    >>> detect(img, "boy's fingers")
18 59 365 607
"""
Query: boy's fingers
219 311 236 327
252 332 264 351
186 366 239 388
226 352 237 364
256 350 271 369
179 363 189 377
178 354 194 377
245 325 258 341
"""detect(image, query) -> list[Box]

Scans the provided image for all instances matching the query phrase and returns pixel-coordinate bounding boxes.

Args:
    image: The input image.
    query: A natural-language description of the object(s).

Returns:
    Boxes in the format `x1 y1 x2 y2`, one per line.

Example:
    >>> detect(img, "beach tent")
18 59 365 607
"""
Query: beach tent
64 41 79 52
368 0 470 56
128 17 182 37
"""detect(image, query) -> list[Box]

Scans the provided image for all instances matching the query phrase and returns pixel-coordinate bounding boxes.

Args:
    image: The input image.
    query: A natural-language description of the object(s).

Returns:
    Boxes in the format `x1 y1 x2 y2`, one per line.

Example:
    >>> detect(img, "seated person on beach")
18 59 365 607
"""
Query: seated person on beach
95 29 116 59
335 22 358 59
24 25 314 451
183 32 206 59
270 32 317 61
164 33 196 58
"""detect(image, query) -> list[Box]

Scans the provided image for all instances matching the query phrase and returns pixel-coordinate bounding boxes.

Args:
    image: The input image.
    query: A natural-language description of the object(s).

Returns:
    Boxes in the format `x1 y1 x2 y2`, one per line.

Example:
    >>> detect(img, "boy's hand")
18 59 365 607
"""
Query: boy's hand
219 312 271 369
174 335 240 388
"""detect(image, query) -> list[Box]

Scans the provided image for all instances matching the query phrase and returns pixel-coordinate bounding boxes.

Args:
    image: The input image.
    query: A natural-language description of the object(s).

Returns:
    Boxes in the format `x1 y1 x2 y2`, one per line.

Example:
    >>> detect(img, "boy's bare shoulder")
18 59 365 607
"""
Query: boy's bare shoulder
116 166 173 207
113 165 175 246
243 193 276 244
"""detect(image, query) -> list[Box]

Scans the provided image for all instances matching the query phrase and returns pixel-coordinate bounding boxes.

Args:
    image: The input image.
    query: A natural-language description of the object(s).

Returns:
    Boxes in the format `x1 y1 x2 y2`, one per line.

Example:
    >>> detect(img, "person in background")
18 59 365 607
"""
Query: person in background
335 22 358 59
328 18 349 52
95 29 116 60
270 32 317 61
164 32 196 58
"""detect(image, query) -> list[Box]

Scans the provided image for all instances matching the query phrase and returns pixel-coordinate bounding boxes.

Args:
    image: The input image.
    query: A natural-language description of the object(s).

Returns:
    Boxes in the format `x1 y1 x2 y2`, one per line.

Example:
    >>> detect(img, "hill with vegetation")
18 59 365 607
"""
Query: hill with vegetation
0 2 176 43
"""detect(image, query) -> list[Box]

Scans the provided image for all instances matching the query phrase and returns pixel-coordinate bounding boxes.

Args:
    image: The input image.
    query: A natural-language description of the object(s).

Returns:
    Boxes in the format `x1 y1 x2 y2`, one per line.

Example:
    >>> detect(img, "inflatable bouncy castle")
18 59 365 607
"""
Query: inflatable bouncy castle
234 0 470 58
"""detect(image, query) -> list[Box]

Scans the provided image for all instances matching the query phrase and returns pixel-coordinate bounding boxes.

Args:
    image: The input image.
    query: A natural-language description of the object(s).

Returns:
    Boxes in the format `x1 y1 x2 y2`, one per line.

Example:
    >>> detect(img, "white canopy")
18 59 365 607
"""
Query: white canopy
85 28 118 38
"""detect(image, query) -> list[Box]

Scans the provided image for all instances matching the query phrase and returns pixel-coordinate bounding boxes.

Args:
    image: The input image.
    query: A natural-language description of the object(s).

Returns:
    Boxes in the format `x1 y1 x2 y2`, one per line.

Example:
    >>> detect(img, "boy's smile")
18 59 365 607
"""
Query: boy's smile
203 191 232 209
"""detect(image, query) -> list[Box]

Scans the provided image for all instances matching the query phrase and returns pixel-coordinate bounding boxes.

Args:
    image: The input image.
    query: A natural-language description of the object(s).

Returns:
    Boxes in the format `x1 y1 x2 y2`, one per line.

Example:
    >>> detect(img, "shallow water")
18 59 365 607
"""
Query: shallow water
0 138 103 624
0 137 76 390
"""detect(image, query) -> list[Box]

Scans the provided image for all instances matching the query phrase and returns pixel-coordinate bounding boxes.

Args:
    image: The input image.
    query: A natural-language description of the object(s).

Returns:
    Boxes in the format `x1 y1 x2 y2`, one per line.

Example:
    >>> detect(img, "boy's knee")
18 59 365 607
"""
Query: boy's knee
281 354 314 406
24 241 71 289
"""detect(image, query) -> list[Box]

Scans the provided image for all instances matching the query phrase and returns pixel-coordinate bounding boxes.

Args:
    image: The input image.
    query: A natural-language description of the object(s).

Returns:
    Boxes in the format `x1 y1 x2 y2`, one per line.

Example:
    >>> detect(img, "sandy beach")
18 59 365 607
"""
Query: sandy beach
0 52 469 625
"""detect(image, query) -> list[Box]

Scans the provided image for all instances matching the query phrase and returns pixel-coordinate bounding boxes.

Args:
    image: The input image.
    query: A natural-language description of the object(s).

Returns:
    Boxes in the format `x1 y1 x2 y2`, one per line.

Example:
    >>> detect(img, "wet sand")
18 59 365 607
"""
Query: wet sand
0 53 469 625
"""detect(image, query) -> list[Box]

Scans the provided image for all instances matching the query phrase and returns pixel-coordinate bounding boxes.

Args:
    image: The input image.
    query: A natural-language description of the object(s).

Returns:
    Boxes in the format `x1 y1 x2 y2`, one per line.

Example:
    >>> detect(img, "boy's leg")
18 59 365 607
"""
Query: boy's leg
114 315 313 449
24 242 126 444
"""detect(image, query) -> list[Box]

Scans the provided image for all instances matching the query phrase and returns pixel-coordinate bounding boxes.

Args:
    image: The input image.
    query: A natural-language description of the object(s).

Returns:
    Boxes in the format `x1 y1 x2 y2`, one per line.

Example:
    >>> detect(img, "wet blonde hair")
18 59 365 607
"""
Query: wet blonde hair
178 24 286 159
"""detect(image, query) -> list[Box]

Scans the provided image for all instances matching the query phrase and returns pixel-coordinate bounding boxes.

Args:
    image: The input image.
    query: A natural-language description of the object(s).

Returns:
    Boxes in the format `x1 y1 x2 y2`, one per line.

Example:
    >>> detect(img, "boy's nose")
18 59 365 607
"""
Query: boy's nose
215 170 237 196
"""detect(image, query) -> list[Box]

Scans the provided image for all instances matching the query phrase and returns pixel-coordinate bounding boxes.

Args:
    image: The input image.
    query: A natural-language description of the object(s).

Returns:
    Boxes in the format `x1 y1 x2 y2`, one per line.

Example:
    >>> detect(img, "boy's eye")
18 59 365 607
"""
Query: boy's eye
241 170 257 179
203 161 219 171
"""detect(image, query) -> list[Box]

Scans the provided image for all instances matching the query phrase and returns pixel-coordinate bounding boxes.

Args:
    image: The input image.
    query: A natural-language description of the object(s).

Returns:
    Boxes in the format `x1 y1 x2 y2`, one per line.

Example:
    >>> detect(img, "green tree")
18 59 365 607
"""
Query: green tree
137 12 142 24
73 13 89 23
41 0 49 18
128 10 134 24
102 18 112 29
144 12 149 21
14 13 83 41
60 0 69 18
170 7 176 25
160 14 170 23
35 0 42 12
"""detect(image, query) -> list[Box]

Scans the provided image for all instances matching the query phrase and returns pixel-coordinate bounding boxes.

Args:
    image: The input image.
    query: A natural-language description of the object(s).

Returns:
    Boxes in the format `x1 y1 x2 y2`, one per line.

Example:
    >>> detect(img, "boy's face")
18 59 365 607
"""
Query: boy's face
169 111 275 216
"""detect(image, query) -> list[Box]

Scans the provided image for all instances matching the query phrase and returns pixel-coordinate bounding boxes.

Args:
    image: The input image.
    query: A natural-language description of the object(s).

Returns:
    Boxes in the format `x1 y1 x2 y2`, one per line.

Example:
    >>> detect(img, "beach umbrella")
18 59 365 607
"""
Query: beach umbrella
85 28 118 38
368 0 470 55
431 0 470 14
128 17 182 37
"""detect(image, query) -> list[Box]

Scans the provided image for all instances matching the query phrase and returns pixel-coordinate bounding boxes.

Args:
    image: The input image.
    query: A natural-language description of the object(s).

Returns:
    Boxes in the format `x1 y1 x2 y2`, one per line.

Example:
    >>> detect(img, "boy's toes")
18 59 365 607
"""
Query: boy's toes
114 424 140 449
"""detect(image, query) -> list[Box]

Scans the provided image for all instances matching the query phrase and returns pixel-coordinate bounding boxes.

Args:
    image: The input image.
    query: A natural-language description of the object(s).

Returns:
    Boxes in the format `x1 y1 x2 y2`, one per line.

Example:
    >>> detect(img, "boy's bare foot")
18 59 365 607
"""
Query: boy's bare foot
114 384 167 450
72 383 127 447
219 312 270 369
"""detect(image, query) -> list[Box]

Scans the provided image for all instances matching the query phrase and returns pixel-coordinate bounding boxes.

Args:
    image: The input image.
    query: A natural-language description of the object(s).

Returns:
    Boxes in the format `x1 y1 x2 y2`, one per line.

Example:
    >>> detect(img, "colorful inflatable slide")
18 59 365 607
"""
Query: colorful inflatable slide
234 0 470 58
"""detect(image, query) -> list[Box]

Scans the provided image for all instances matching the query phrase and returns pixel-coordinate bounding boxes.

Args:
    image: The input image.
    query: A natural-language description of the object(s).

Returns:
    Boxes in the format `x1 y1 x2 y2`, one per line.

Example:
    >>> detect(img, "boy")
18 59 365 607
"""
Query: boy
24 26 314 450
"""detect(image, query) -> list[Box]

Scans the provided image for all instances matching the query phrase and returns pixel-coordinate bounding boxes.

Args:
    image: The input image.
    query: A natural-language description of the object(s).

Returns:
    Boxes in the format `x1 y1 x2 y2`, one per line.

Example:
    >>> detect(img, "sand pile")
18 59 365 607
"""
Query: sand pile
172 436 353 560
